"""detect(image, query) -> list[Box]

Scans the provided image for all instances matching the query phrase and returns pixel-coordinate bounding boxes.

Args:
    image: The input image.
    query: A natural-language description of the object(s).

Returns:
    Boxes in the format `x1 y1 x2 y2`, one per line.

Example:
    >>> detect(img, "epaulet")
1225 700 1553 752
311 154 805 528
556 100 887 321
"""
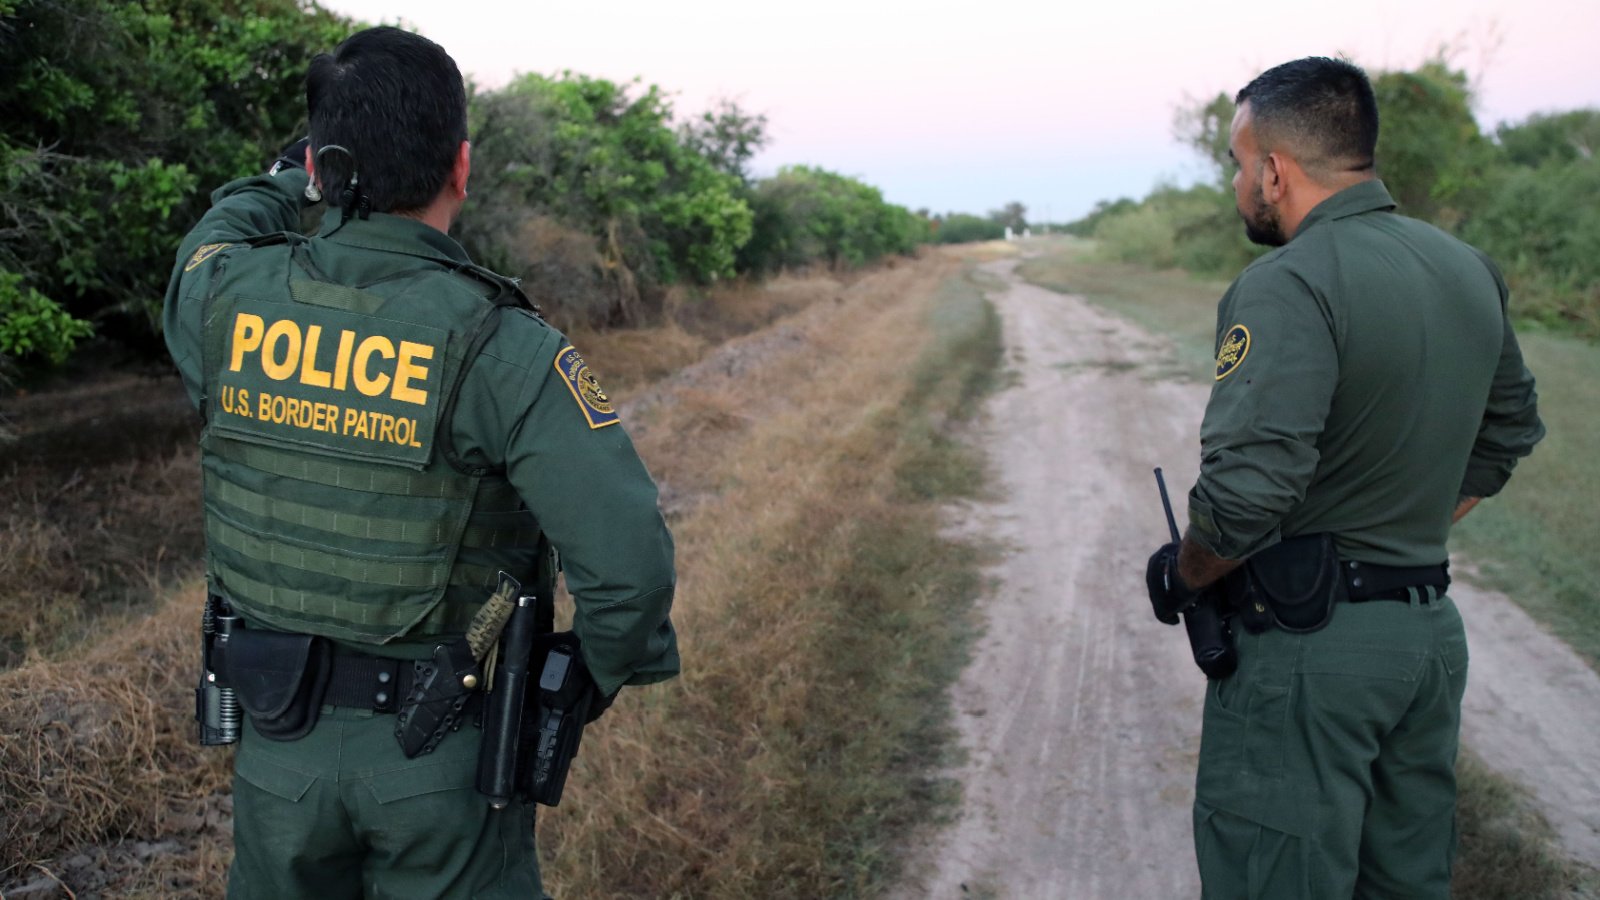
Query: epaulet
452 262 542 316
241 231 303 248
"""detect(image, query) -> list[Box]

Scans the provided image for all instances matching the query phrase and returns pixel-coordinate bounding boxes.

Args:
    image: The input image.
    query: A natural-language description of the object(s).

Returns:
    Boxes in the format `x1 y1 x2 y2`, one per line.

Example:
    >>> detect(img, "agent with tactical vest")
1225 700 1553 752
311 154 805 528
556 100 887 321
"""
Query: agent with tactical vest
1143 58 1544 898
164 27 679 899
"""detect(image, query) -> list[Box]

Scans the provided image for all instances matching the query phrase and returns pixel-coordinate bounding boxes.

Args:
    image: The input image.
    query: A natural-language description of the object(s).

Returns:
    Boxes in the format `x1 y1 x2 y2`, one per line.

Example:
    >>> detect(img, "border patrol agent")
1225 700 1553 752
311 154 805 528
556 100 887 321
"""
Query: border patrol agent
1144 58 1544 898
163 27 678 899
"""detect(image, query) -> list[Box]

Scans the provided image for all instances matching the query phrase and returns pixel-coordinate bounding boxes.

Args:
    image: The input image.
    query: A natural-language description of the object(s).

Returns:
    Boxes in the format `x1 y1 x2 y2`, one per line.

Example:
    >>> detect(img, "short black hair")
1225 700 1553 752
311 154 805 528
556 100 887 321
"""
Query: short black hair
307 26 468 215
1236 57 1379 180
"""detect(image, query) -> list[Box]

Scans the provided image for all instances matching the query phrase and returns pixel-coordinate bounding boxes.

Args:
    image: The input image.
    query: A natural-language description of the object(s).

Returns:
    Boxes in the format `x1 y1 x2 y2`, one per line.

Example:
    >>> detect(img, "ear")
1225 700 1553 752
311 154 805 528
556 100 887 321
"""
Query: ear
1262 152 1288 203
305 144 317 184
449 141 471 200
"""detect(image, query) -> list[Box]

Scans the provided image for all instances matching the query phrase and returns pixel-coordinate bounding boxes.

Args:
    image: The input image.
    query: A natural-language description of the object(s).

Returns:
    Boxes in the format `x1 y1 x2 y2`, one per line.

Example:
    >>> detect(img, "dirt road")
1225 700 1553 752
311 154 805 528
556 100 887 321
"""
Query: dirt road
898 256 1600 898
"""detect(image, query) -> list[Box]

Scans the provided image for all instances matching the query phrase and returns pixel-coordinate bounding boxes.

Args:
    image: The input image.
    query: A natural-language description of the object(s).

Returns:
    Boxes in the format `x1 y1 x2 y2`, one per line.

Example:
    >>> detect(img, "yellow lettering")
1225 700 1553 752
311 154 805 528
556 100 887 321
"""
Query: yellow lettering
393 416 412 446
377 413 397 445
333 330 355 392
353 336 394 397
343 407 359 435
229 313 265 372
236 389 251 418
391 341 434 405
261 320 302 381
300 326 333 388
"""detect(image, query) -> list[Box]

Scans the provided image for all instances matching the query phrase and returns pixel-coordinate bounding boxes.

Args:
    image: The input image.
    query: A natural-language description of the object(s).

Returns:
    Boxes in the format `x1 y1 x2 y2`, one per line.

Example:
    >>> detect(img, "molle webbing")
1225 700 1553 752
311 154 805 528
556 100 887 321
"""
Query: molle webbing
289 279 388 314
223 440 472 498
205 468 538 549
198 241 541 645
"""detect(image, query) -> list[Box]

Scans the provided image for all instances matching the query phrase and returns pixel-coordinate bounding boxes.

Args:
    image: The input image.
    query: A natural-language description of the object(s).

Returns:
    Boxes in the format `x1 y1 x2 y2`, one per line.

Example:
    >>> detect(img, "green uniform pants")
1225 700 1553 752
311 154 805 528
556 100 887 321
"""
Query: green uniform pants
228 706 543 899
1194 593 1469 899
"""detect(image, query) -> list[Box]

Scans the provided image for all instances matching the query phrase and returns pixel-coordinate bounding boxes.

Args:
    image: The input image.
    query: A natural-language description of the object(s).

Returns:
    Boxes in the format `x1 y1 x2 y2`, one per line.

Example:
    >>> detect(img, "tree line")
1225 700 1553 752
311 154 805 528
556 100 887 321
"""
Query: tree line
0 0 935 374
1070 59 1600 338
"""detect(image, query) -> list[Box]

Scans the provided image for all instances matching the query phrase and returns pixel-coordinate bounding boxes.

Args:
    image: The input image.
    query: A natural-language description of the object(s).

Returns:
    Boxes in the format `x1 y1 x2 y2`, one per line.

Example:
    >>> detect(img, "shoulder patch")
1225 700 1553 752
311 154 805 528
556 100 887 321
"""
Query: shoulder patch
1215 324 1251 380
553 345 619 429
185 242 234 272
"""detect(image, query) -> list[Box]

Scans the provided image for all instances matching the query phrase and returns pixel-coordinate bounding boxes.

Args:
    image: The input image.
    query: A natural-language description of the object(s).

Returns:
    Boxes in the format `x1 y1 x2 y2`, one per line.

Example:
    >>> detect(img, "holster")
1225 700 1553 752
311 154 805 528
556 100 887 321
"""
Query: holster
1224 533 1343 635
223 627 333 741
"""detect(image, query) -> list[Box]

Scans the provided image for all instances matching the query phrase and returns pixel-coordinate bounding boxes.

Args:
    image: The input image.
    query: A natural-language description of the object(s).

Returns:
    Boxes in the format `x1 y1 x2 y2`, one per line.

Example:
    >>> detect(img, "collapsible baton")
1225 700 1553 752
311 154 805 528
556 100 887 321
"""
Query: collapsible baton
477 589 539 808
1154 468 1238 679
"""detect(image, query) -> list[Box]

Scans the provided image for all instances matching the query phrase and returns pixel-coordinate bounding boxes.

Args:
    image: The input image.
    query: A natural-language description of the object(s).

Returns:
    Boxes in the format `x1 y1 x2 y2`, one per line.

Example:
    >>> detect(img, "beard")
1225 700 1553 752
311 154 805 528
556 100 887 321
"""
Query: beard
1240 180 1287 247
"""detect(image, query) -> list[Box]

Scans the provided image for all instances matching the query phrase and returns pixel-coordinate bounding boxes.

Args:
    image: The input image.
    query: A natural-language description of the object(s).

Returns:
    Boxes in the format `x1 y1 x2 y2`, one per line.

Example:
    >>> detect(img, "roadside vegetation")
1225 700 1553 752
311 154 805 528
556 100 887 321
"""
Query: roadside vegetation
1071 58 1600 339
0 250 1003 896
0 0 931 378
1019 238 1595 900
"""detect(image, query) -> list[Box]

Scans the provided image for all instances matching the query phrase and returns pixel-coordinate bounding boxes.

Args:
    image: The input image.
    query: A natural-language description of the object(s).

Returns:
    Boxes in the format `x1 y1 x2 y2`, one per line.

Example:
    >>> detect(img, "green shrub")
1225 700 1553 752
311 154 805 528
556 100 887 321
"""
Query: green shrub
933 214 1004 245
739 166 925 273
0 271 92 364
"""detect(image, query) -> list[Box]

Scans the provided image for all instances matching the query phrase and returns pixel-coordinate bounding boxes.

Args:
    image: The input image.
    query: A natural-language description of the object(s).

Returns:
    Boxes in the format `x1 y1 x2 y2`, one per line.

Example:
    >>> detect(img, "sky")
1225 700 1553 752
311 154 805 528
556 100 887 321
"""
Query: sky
320 0 1600 222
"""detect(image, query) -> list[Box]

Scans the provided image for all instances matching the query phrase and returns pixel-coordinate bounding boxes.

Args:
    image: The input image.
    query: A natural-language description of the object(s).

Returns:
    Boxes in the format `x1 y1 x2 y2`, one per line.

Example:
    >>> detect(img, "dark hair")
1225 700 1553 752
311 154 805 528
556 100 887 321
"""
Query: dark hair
1236 57 1379 179
307 26 468 215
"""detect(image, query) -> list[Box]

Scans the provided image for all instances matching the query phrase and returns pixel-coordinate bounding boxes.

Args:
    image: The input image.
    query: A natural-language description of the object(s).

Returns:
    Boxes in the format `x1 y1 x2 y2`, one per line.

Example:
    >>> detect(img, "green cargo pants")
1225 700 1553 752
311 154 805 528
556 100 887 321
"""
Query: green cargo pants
228 706 543 899
1194 592 1469 899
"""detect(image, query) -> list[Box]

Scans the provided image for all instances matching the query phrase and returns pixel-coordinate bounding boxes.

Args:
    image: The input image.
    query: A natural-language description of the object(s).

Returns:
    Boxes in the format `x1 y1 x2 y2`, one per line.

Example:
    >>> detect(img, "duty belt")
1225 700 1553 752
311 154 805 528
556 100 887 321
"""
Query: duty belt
323 649 419 714
1341 559 1450 604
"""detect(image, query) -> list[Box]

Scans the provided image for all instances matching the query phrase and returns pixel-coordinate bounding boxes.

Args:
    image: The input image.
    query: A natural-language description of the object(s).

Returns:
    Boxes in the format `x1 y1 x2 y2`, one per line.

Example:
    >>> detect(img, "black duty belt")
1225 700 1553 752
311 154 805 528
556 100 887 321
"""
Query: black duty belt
324 650 419 714
1341 559 1450 604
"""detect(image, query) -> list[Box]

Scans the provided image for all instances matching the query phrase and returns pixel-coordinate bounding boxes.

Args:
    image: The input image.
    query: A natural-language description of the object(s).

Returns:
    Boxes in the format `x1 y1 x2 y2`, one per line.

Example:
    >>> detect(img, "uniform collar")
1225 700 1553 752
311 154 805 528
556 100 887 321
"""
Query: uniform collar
1293 180 1397 240
316 208 472 267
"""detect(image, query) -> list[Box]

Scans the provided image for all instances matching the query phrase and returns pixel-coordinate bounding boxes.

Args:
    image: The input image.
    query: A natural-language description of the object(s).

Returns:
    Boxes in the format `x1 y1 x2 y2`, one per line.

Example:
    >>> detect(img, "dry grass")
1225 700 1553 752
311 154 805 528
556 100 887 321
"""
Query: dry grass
0 585 233 895
571 270 850 392
0 254 1002 897
1454 749 1593 899
0 372 204 669
537 255 1000 898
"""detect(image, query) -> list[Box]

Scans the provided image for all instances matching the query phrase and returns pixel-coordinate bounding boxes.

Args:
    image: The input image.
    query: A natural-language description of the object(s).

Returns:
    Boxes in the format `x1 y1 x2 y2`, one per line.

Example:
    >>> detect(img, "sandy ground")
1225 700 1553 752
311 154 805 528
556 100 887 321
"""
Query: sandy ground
896 256 1600 898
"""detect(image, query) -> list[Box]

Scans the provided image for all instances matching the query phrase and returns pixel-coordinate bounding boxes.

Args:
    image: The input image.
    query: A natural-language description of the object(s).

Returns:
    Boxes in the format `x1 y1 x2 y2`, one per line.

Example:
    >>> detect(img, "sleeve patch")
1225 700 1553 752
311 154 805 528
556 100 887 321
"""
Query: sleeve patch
1215 325 1251 380
554 345 620 429
185 242 234 272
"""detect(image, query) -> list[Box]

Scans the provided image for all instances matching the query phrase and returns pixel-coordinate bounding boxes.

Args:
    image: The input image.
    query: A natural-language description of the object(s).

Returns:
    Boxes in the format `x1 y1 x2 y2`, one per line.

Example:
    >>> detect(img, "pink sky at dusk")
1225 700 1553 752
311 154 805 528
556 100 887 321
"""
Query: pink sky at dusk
322 0 1600 221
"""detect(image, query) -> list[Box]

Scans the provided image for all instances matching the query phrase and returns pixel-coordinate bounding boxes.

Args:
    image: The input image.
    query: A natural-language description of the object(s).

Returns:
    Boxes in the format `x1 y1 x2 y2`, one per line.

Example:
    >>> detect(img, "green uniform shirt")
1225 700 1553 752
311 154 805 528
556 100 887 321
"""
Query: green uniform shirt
164 168 678 695
1187 180 1544 566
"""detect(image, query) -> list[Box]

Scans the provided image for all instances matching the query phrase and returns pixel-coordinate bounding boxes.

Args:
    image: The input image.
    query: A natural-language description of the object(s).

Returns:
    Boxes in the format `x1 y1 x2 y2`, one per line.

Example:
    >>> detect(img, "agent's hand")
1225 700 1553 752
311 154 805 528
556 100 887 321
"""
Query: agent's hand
268 137 311 175
585 686 617 724
1145 542 1202 625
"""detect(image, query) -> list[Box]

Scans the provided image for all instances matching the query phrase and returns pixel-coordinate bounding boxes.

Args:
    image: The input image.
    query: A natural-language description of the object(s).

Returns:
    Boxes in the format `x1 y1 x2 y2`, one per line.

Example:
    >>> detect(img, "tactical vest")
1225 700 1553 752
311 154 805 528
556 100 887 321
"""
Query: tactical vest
196 233 543 645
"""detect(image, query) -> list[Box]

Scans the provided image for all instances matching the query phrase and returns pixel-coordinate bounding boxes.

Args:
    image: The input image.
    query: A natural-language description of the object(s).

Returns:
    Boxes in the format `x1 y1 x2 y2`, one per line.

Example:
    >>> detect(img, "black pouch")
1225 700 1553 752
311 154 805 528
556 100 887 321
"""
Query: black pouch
223 628 333 741
1224 533 1343 635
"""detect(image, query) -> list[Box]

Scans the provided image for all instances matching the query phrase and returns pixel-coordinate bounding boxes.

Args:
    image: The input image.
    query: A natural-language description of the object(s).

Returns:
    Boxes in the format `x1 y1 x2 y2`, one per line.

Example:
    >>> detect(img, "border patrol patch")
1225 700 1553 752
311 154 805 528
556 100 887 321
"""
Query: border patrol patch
185 242 233 272
554 346 619 429
1215 324 1251 380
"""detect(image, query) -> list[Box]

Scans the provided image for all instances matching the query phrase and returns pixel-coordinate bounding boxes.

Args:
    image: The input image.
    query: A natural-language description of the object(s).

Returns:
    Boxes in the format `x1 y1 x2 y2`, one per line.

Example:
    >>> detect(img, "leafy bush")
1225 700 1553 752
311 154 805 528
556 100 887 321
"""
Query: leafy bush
739 166 926 274
1463 159 1600 334
0 0 356 350
0 270 92 364
1075 56 1600 337
933 214 1004 245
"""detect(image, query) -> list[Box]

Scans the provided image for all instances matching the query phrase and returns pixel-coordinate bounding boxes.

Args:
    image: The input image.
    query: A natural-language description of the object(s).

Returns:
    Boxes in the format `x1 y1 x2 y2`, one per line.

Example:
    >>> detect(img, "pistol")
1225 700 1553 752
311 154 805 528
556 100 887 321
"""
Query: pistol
525 636 595 807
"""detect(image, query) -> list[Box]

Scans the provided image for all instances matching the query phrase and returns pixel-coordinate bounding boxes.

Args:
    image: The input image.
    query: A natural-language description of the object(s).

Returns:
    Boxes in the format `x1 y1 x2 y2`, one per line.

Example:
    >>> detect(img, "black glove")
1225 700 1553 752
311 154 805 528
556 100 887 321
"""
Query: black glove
1146 541 1203 625
585 685 617 724
268 137 311 176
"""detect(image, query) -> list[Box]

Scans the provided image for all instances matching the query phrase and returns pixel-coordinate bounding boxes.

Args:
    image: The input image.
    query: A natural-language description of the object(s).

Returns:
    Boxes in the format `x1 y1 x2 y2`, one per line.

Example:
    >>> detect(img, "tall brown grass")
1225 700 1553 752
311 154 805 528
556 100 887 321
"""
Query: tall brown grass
0 253 1003 898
